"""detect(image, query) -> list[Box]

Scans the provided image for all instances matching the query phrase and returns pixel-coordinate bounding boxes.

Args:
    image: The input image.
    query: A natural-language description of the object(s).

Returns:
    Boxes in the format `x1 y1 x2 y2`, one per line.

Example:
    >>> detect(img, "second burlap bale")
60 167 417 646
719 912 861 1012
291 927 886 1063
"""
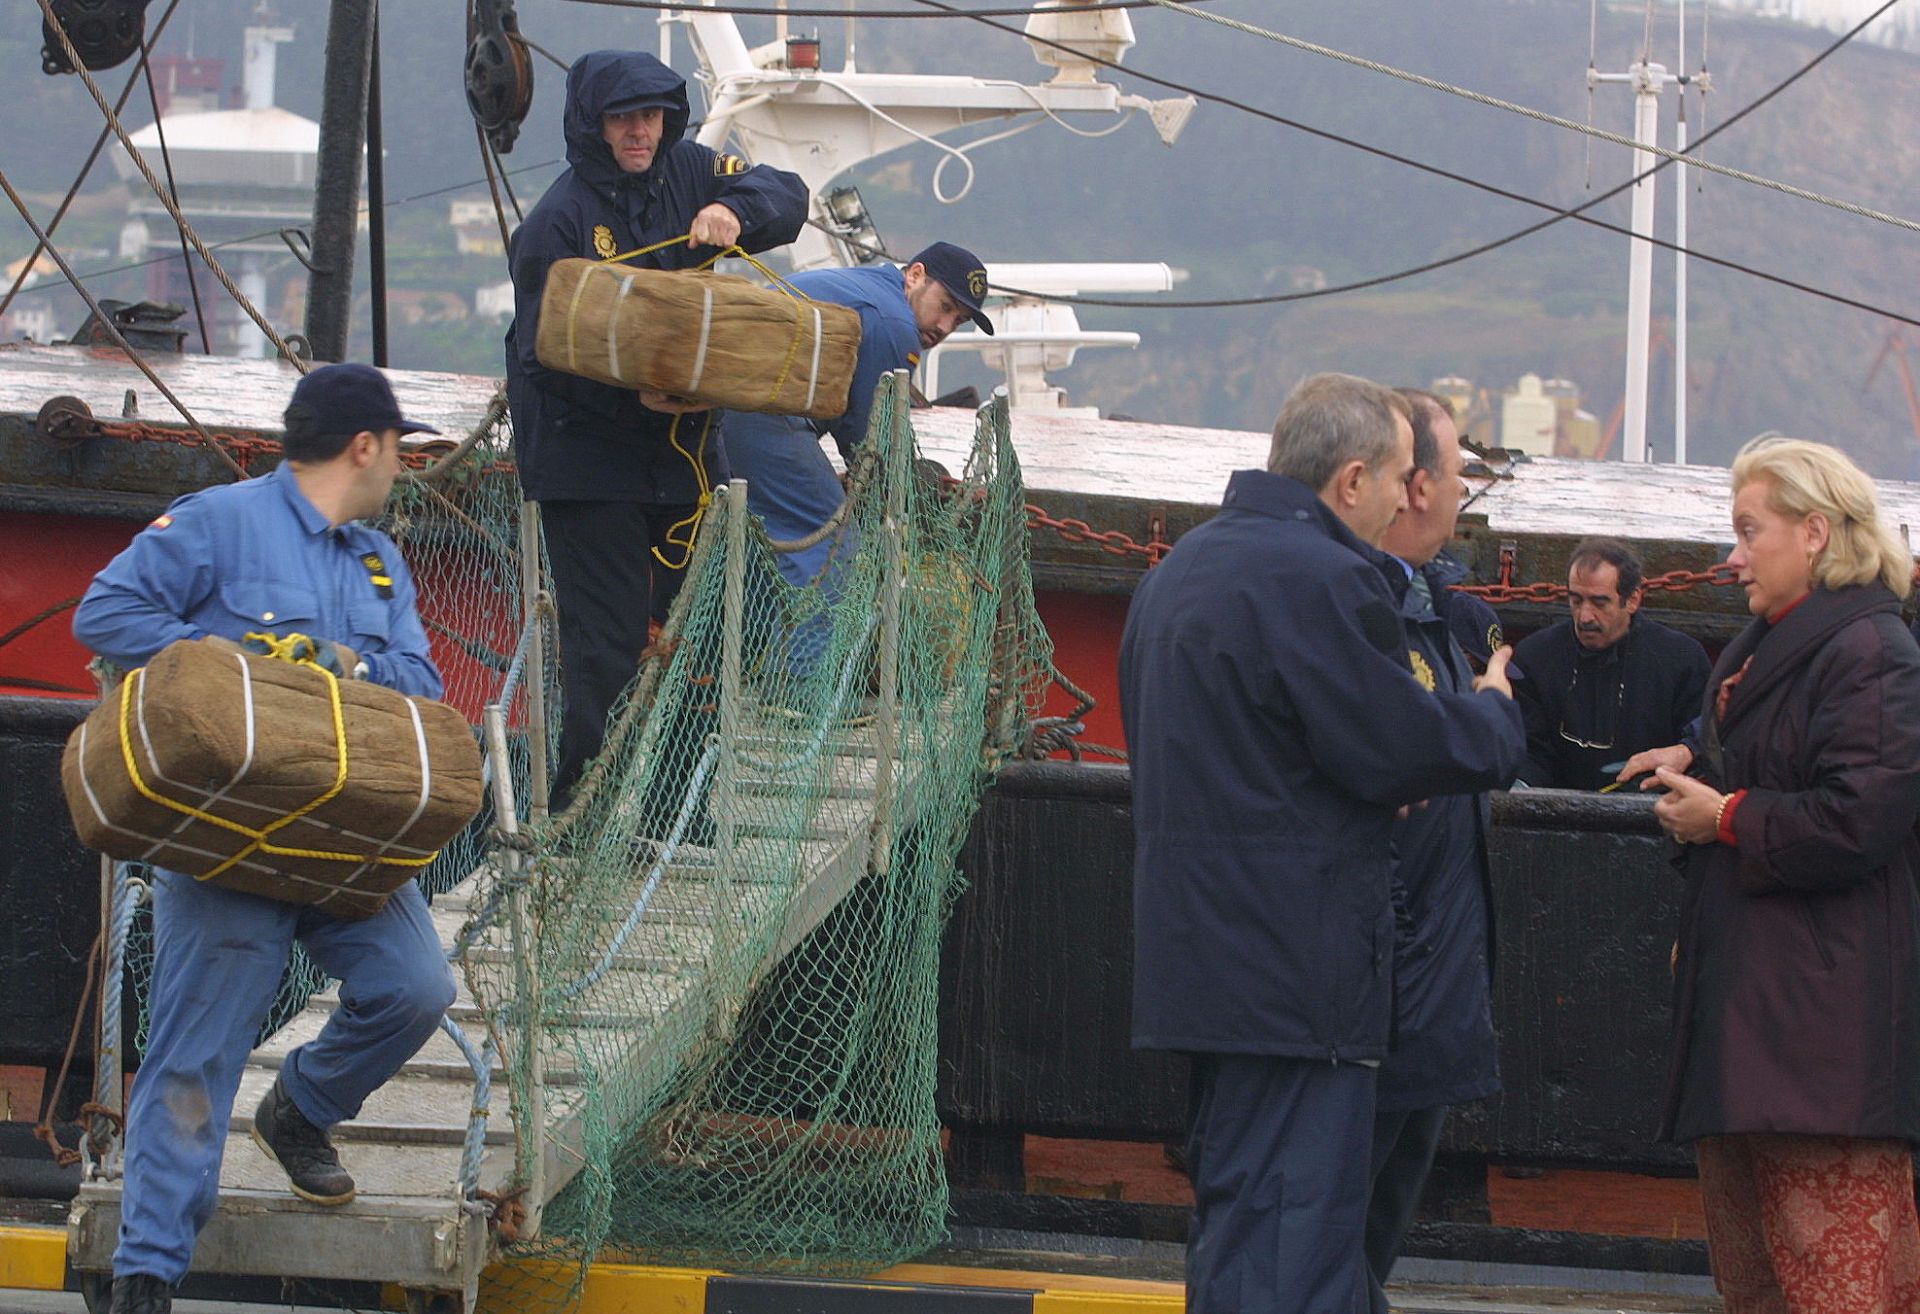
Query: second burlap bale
535 260 863 421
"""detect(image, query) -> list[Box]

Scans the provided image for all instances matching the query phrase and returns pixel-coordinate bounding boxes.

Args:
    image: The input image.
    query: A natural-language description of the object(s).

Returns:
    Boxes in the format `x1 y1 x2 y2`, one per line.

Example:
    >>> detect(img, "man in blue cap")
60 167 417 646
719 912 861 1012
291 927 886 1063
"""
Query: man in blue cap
506 49 808 809
720 241 995 674
73 364 459 1314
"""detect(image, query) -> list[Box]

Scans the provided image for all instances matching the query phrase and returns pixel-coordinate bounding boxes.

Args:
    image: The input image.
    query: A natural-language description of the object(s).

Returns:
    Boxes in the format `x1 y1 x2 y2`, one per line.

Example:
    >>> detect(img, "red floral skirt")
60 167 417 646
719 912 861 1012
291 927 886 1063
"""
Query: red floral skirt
1697 1134 1920 1314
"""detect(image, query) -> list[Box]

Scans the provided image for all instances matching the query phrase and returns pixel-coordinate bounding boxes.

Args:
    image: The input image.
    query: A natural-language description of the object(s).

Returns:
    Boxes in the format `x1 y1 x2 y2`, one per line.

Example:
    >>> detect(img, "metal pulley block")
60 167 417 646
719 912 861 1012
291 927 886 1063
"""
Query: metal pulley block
41 0 152 75
35 395 101 448
465 0 535 155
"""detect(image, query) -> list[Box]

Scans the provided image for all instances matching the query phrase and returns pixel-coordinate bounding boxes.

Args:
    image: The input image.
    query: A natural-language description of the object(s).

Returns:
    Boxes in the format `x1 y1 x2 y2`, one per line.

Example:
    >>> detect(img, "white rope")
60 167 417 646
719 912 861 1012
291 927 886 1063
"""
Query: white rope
804 305 823 413
1141 0 1920 236
687 285 716 393
608 273 636 382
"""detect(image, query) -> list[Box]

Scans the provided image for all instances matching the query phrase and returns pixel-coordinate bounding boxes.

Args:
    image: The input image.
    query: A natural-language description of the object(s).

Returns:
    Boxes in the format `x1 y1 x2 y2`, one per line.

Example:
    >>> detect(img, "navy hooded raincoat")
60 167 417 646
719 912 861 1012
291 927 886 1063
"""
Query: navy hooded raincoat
505 50 808 505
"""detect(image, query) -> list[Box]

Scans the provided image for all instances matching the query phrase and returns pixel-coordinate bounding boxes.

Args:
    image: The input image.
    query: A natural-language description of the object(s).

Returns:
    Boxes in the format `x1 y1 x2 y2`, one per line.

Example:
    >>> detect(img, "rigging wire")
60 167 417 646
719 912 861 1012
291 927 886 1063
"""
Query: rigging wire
563 0 1214 14
36 0 307 370
1134 0 1920 234
0 165 252 481
910 0 1919 328
138 37 213 355
0 0 188 325
2 160 567 302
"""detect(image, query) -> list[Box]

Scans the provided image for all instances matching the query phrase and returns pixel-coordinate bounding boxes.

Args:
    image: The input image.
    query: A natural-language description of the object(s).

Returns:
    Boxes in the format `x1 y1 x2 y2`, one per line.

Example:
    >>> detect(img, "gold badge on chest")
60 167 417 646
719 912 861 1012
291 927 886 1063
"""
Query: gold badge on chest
592 224 617 259
1409 649 1436 691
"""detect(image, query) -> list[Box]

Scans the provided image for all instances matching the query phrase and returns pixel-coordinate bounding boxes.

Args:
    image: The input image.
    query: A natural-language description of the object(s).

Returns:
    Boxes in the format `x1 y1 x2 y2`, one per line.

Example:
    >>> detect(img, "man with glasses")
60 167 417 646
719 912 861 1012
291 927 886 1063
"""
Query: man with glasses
1511 538 1710 790
1362 390 1508 1314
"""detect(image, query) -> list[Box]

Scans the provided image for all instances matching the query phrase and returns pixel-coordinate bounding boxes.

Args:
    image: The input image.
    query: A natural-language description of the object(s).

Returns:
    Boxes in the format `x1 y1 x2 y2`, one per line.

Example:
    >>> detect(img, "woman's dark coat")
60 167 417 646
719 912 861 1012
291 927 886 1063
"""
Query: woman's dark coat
1662 582 1920 1144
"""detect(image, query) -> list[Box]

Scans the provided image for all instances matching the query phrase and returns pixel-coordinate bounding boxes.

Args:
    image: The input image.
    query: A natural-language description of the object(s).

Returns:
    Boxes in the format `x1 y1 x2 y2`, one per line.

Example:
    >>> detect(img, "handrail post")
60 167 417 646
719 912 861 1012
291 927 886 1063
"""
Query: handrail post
519 502 551 823
869 372 909 877
485 701 544 1241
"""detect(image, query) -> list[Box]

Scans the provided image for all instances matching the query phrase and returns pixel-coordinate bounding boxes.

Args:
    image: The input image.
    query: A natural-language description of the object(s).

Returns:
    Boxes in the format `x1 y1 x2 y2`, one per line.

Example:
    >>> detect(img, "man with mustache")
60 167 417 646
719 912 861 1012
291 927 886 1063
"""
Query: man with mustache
1511 537 1710 790
719 241 994 677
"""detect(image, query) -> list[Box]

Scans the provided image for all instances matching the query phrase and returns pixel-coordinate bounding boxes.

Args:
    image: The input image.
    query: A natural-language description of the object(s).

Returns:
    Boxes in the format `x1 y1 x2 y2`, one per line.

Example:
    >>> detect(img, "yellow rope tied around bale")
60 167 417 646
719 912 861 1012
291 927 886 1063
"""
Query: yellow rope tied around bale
112 634 438 879
652 411 715 571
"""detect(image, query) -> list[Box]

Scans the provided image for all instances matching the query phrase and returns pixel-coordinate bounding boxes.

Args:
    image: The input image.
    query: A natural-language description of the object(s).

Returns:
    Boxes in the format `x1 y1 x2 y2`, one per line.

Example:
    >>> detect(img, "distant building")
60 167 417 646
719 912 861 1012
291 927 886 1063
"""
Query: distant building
1500 373 1558 457
451 198 510 257
111 19 311 359
474 281 514 320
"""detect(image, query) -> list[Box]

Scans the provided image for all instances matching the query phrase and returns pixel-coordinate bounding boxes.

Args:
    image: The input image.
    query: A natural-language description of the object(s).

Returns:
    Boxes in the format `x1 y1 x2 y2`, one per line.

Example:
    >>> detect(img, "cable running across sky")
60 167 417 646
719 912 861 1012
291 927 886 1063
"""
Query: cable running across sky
911 0 1919 329
1137 0 1919 235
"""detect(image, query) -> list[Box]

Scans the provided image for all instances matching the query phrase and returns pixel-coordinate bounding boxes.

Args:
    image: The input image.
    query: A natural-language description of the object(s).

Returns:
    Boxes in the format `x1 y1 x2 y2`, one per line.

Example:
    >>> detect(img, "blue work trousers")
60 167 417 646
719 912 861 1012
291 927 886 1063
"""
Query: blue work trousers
1185 1053 1377 1314
1364 1103 1450 1314
114 869 455 1286
721 412 858 679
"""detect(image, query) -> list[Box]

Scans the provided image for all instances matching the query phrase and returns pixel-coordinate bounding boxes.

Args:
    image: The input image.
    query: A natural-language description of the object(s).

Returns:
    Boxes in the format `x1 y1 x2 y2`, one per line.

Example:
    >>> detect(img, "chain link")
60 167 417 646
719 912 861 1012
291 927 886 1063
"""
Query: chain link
1024 503 1171 564
91 418 512 476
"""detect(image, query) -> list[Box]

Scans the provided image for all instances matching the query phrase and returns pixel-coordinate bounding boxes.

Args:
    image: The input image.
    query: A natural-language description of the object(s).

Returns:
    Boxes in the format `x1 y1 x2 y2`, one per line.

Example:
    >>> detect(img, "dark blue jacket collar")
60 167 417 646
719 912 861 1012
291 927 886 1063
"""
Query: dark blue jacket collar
1222 468 1377 561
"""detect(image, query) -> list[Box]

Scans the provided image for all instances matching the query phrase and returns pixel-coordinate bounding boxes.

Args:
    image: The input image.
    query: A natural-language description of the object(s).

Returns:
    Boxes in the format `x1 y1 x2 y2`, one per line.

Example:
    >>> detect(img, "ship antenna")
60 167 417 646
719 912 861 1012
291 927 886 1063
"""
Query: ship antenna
1584 0 1598 189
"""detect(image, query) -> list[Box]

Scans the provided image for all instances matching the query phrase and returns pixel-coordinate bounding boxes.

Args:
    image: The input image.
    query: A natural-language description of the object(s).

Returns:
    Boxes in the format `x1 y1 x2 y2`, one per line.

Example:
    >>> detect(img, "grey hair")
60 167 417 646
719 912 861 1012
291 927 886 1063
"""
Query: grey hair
1268 373 1412 491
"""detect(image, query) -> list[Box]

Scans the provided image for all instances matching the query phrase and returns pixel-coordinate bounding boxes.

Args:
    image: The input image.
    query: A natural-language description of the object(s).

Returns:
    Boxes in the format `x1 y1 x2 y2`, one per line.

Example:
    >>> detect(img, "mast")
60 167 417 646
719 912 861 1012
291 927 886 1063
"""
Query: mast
305 0 377 364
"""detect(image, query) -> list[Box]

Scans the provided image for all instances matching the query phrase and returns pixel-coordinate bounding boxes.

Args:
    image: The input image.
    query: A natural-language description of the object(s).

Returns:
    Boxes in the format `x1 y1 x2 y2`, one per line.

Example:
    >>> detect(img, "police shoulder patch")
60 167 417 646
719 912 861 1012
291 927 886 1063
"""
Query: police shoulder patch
592 224 617 260
1409 649 1437 691
714 153 748 177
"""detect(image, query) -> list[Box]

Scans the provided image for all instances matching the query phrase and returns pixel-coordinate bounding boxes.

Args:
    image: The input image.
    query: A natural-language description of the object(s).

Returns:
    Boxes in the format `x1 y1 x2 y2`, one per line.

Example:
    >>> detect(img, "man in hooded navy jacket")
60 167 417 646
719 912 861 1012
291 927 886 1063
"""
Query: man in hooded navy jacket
1120 374 1525 1314
506 49 807 804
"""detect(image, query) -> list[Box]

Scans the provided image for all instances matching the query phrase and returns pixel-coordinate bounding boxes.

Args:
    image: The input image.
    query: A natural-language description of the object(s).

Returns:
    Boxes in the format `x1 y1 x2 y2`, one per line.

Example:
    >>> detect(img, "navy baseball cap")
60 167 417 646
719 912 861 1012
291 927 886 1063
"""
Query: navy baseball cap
909 241 995 335
284 363 439 439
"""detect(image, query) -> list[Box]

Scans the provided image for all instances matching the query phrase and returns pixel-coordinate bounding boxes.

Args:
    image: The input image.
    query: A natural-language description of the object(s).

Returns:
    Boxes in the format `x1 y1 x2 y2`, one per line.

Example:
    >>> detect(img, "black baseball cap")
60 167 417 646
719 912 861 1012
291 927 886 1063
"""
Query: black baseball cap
908 241 995 336
284 363 440 440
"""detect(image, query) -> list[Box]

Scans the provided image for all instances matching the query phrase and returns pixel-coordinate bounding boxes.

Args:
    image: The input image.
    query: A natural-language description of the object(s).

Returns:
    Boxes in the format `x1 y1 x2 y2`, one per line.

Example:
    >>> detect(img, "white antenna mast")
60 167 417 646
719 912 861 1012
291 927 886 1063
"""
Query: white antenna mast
1591 8 1680 463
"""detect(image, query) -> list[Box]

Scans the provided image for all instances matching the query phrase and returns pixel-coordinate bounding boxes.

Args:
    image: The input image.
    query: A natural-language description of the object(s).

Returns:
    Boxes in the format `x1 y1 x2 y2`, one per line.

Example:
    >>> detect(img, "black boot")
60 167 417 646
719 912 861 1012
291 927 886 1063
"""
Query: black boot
251 1075 356 1205
107 1272 173 1314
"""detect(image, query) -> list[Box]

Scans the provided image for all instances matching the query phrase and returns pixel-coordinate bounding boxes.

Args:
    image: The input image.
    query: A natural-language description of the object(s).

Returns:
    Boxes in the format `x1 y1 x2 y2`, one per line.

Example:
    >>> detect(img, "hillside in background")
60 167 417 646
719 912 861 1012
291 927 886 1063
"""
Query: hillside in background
0 1 1916 475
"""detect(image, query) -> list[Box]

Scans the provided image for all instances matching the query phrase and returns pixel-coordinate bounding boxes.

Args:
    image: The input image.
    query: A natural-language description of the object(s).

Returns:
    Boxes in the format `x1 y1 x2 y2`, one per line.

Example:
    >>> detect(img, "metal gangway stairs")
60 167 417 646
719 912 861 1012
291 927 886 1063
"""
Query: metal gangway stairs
66 376 997 1312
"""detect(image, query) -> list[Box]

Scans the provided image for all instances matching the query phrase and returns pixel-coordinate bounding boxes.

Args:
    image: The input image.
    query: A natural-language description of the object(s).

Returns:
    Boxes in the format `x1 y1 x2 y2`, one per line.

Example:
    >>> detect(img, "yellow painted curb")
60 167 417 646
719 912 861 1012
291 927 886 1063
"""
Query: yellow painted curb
0 1223 66 1291
1035 1292 1184 1313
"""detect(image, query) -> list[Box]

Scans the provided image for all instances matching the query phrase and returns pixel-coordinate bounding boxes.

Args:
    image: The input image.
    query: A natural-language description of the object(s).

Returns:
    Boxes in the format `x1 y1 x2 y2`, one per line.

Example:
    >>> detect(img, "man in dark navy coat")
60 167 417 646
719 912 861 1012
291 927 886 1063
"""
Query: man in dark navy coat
1363 390 1521 1313
1120 373 1525 1314
505 49 807 806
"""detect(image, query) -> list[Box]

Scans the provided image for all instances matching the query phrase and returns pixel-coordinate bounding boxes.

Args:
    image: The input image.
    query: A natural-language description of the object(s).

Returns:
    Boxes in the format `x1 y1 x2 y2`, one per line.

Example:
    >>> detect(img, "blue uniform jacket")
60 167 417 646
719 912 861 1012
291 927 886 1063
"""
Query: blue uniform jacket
1119 470 1524 1060
1377 555 1507 1111
72 465 442 699
783 263 921 458
505 50 809 504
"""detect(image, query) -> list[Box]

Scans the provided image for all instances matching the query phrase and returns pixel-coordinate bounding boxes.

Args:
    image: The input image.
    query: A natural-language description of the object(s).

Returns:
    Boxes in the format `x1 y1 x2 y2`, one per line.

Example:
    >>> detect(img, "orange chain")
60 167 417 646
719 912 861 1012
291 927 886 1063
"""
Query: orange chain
1023 503 1171 564
88 418 511 475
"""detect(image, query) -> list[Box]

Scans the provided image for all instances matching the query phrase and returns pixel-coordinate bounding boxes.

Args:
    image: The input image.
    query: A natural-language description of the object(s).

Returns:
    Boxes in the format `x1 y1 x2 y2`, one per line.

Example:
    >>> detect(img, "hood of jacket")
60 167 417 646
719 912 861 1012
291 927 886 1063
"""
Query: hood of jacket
563 50 691 189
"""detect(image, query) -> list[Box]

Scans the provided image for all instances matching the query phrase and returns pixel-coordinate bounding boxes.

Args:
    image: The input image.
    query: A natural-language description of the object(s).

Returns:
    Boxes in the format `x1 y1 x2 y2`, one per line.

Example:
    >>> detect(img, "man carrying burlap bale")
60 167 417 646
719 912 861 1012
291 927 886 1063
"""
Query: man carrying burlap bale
505 49 808 809
722 240 995 677
72 365 462 1314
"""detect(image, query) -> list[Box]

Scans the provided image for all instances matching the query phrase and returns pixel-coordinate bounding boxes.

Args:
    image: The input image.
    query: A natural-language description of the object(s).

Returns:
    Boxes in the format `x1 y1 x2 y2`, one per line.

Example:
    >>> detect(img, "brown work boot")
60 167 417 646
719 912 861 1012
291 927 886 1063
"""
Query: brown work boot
250 1075 356 1205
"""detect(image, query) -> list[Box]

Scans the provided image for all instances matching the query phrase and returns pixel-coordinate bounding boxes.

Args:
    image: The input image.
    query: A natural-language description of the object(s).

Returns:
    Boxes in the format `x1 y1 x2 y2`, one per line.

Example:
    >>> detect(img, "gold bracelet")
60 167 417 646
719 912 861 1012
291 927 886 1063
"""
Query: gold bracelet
1713 792 1734 838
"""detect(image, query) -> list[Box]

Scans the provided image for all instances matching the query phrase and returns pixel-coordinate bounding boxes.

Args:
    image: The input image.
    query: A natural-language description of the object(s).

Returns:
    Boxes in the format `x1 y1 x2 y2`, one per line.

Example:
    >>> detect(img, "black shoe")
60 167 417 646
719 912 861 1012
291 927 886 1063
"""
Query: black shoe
107 1273 173 1314
251 1075 356 1205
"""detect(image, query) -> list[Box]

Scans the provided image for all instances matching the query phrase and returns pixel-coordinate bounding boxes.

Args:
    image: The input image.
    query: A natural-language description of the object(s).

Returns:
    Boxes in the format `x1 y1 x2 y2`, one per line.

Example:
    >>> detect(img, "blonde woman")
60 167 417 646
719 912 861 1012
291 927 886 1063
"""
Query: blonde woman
1629 436 1920 1312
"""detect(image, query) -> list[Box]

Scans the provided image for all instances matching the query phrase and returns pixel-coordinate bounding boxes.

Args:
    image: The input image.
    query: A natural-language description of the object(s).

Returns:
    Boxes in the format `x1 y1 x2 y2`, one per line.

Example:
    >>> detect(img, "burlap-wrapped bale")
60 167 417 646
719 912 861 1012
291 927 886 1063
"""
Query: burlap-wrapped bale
61 638 483 919
534 260 863 421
